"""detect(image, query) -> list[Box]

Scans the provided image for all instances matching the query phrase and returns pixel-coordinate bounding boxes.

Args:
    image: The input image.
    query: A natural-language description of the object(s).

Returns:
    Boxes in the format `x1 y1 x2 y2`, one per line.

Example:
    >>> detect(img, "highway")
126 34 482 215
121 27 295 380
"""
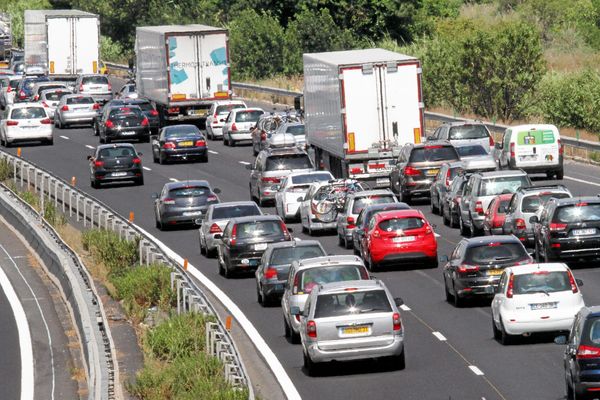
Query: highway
4 99 600 400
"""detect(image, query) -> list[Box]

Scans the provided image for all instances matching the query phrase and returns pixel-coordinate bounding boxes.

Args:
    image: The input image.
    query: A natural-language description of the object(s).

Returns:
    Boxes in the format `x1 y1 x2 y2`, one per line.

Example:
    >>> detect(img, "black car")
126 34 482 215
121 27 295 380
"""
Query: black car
216 215 292 278
352 202 411 257
442 172 471 228
100 98 160 134
390 141 460 203
556 305 600 399
153 180 220 230
442 235 532 307
15 76 50 102
151 124 208 164
97 105 150 143
88 144 144 188
532 197 600 265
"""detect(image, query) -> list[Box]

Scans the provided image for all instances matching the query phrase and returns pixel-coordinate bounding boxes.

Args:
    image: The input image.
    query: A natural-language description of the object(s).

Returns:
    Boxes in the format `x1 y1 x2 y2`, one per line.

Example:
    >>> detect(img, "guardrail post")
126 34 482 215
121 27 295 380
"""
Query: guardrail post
76 192 80 222
53 179 58 208
176 279 182 315
39 173 44 215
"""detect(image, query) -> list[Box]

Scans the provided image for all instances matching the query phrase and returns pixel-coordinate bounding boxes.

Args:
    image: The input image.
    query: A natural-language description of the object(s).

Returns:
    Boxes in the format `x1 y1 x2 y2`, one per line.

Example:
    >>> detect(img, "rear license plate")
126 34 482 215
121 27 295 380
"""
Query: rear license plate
342 326 369 335
520 155 537 161
573 228 596 236
427 169 439 176
21 126 37 129
74 107 88 112
274 284 283 290
530 302 557 310
393 236 415 243
376 178 390 187
183 211 203 216
487 269 503 276
179 141 193 147
111 172 127 177
121 131 136 135
255 243 268 251
190 109 207 116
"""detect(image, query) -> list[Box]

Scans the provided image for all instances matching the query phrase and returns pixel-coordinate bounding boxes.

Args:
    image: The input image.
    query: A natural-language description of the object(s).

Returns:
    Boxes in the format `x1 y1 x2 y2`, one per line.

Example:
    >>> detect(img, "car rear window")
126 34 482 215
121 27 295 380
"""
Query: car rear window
10 107 46 119
360 204 411 226
521 192 571 213
449 125 490 140
82 76 108 85
286 125 305 136
130 102 153 112
478 176 530 196
265 154 313 171
314 290 392 318
512 271 571 295
554 203 600 223
378 217 424 231
409 146 459 163
464 243 528 265
497 199 510 213
36 84 65 93
236 220 283 239
352 195 396 214
235 110 263 122
291 173 331 185
212 204 260 220
98 147 136 158
168 187 210 198
297 265 365 294
165 126 200 138
270 245 325 266
109 107 144 119
44 91 70 101
584 318 600 345
456 145 488 157
67 96 94 105
216 104 244 114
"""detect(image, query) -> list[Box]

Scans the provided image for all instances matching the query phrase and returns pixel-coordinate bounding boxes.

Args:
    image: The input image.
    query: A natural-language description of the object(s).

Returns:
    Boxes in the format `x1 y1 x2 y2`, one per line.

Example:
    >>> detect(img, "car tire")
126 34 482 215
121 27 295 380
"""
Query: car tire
453 284 464 308
201 154 208 163
291 329 301 345
229 137 235 147
0 136 4 147
338 233 345 247
499 319 514 345
223 262 232 279
218 259 225 276
90 179 98 189
303 352 319 376
367 253 378 272
284 317 291 338
427 256 438 269
159 153 166 165
46 138 53 146
136 177 144 186
387 349 406 371
200 237 206 256
153 151 158 163
253 144 258 156
442 206 450 226
105 136 111 144
55 118 62 129
444 279 453 303
430 196 439 215
344 236 352 250
492 318 501 341
472 222 483 237
459 216 468 236
257 285 263 305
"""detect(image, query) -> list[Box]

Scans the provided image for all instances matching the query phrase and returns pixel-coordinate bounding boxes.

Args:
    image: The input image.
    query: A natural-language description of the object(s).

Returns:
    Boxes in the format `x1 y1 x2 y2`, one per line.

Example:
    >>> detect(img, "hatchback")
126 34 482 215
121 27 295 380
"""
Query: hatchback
455 144 497 171
151 124 208 164
352 202 411 256
97 105 150 143
15 75 50 102
88 144 143 188
274 171 334 222
153 180 220 230
216 215 291 278
483 193 513 235
491 263 584 345
429 121 494 153
362 209 437 271
255 240 325 306
102 98 160 134
430 161 464 215
441 173 471 228
54 94 100 128
297 280 405 376
75 74 113 104
222 107 264 146
282 255 370 344
30 82 68 102
442 236 532 307
206 100 247 140
275 122 306 149
0 76 21 109
0 103 53 146
39 88 72 119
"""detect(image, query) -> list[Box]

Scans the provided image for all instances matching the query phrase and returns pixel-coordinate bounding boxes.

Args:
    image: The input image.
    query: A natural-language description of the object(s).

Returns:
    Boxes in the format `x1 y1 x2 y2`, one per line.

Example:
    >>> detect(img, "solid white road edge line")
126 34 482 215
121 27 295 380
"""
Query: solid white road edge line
134 225 302 400
469 365 485 376
59 135 69 140
1 244 56 400
564 175 600 187
0 248 34 400
432 331 447 341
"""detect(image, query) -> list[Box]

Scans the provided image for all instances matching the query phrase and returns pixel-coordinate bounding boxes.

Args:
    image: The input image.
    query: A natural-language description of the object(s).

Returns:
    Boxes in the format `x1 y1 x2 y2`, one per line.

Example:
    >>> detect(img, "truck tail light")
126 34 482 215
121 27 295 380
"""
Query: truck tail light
393 312 402 331
307 320 317 338
167 107 180 114
558 139 563 155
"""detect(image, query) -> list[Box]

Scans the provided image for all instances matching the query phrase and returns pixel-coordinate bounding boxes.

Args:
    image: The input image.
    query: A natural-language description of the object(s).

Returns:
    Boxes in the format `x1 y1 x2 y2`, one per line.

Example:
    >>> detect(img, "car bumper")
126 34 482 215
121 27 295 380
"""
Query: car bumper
306 336 404 363
163 148 207 160
5 128 53 142
229 132 252 141
454 276 501 297
205 234 222 251
374 251 437 266
161 209 208 225
547 241 600 262
62 111 97 124
307 219 337 231
489 227 504 235
210 125 223 137
94 170 142 183
227 255 262 272
513 231 535 247
502 314 575 335
282 202 301 218
106 127 149 140
260 280 286 298
371 241 437 264
471 216 485 229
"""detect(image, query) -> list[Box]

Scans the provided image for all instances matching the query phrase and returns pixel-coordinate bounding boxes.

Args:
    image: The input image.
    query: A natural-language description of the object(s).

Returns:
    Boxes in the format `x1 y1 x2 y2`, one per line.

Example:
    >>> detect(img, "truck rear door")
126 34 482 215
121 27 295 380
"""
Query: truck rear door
73 17 98 74
47 17 71 75
198 32 229 97
385 62 423 147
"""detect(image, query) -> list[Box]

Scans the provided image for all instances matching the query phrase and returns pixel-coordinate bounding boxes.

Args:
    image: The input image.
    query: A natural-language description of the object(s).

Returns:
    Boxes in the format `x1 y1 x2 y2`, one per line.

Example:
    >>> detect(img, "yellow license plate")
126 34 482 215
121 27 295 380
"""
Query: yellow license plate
488 269 503 276
342 326 369 335
194 109 208 116
179 141 194 147
427 169 439 176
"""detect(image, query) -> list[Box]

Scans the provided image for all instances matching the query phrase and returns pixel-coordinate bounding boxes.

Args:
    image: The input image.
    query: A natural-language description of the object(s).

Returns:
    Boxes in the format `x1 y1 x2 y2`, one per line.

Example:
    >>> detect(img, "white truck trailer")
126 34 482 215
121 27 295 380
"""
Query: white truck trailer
24 9 100 77
303 48 424 188
135 25 231 127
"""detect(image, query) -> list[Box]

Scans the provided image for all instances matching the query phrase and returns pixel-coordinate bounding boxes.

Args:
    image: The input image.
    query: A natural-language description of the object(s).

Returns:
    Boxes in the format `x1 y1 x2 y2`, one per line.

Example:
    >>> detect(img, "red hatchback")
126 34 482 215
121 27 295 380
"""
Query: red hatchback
483 194 512 236
362 209 438 271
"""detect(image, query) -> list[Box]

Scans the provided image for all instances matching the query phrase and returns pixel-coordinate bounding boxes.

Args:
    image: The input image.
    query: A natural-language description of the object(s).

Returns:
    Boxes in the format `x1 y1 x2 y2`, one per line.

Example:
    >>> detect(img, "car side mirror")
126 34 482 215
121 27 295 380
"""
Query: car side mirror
272 184 281 191
213 188 222 194
151 192 159 199
290 306 301 316
554 335 567 345
440 255 449 263
576 279 583 287
137 151 143 156
287 227 294 233
87 155 93 160
194 218 203 226
426 136 435 141
213 234 223 240
394 297 404 307
494 142 502 150
297 196 304 202
529 216 539 224
219 118 225 122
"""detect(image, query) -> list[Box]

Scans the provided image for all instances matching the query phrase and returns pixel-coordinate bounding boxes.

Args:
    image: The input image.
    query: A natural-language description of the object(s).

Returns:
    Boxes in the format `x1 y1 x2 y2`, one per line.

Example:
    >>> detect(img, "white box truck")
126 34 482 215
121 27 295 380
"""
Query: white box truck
24 10 100 77
303 48 424 188
135 25 231 126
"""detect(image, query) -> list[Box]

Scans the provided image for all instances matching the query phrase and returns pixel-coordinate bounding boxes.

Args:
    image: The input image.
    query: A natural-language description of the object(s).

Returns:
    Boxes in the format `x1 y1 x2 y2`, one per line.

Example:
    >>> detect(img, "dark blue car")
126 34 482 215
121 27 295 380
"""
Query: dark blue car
15 76 50 102
558 305 600 399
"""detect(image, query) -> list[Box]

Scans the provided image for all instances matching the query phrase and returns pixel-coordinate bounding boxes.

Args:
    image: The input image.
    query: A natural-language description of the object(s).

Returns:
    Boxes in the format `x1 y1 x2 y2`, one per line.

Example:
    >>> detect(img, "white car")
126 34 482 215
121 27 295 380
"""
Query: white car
275 171 333 221
39 88 73 119
0 103 53 147
491 263 584 345
0 75 21 110
206 100 246 140
222 107 264 146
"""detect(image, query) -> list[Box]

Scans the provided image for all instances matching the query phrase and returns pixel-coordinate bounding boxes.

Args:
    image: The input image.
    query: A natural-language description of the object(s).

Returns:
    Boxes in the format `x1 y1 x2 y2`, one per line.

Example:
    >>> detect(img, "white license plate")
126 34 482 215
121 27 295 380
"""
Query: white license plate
530 302 557 310
20 126 38 129
121 131 136 135
573 228 596 236
111 172 127 177
255 243 268 251
183 211 203 216
73 107 88 112
376 178 390 187
393 236 415 243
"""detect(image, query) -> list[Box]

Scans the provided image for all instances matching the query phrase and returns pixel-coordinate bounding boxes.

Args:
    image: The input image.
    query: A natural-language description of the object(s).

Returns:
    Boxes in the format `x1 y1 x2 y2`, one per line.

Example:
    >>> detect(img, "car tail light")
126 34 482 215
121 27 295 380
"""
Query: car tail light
261 177 281 184
79 84 84 92
150 109 159 116
209 223 222 234
558 139 563 155
577 345 600 359
350 167 364 174
457 264 479 274
424 224 433 235
489 135 495 147
231 123 238 131
475 201 484 215
506 273 515 298
265 267 278 280
162 198 175 205
347 216 355 229
293 273 300 294
105 120 114 129
141 117 149 127
61 105 69 111
167 107 179 114
393 312 402 331
230 224 237 246
260 131 267 141
94 160 104 167
162 142 176 149
33 94 39 101
195 139 206 147
107 82 112 91
510 142 515 159
92 103 100 110
307 320 317 338
445 169 451 186
132 157 141 164
549 223 567 231
18 89 26 99
280 220 291 240
404 166 420 176
207 195 218 202
7 86 11 93
372 229 381 239
40 118 51 124
41 101 49 108
567 269 579 293
6 120 18 126
515 218 526 231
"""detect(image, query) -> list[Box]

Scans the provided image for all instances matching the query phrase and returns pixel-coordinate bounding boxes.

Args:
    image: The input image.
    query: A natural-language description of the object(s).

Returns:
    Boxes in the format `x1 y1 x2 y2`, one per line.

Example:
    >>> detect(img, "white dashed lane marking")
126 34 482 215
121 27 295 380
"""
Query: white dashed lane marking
238 161 251 165
432 331 447 341
169 178 178 182
59 135 69 140
399 304 411 311
469 365 485 376
208 150 218 154
143 167 151 171
85 145 94 150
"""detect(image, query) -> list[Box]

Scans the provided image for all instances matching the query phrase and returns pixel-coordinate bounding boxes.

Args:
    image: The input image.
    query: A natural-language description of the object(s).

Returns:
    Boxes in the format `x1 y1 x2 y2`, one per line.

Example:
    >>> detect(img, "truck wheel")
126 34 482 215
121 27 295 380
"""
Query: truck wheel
556 168 564 180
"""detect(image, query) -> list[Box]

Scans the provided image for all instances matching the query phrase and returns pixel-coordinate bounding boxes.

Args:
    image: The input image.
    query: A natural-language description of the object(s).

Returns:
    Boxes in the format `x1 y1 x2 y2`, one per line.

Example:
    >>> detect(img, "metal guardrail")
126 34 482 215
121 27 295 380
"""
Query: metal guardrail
0 150 252 398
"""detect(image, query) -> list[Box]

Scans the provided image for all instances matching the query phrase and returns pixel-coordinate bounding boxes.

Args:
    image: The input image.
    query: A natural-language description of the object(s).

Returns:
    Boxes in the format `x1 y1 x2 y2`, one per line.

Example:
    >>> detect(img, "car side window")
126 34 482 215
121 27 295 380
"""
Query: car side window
498 272 508 293
254 155 262 171
368 217 377 231
569 315 580 344
287 267 296 291
451 242 462 260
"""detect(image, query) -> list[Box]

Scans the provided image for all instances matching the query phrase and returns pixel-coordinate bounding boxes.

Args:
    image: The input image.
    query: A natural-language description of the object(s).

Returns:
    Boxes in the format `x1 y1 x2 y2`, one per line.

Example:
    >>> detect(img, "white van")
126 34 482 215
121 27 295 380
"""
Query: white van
495 124 563 179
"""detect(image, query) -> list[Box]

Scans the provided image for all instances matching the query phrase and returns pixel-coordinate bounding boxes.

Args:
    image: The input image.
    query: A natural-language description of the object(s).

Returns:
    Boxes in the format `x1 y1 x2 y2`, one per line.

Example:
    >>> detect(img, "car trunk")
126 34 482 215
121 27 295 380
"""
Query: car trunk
316 313 395 351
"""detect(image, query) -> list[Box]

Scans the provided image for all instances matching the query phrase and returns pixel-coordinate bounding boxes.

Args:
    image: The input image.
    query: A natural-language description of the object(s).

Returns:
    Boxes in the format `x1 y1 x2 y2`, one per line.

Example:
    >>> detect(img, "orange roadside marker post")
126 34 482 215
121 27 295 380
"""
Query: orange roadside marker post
17 148 21 157
129 211 134 222
71 176 76 186
226 316 232 331
183 259 188 271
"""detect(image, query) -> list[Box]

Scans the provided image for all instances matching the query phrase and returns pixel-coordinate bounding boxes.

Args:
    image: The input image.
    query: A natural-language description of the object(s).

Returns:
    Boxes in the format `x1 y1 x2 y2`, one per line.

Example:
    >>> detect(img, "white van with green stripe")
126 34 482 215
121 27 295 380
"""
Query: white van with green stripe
495 124 563 179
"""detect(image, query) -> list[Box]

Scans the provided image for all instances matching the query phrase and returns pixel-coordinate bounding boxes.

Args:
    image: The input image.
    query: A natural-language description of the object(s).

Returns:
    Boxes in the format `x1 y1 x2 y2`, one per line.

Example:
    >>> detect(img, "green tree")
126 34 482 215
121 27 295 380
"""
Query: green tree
228 9 285 79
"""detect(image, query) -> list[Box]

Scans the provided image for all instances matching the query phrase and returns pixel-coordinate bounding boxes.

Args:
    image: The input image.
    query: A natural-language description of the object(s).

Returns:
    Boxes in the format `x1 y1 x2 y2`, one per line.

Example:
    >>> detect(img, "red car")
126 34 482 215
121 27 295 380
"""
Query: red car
483 194 512 236
362 209 437 271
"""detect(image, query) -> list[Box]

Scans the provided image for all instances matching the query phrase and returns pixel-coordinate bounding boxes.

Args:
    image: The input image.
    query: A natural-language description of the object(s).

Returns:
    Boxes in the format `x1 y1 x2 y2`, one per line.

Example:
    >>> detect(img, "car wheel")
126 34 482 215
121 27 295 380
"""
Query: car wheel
223 262 233 279
430 196 439 215
0 136 4 147
566 380 575 400
338 233 345 247
136 177 144 186
159 153 166 165
442 206 450 226
201 154 208 163
452 283 463 307
200 237 206 255
93 122 99 136
284 317 291 338
218 259 225 276
257 284 263 305
105 136 111 144
499 318 514 345
230 136 236 147
368 253 378 272
344 236 352 250
472 222 483 237
291 329 301 345
534 241 541 262
444 278 453 303
387 348 406 371
153 150 158 163
55 118 62 129
46 138 53 146
307 224 314 236
90 179 98 189
492 318 501 341
253 144 258 156
303 352 319 376
459 216 468 236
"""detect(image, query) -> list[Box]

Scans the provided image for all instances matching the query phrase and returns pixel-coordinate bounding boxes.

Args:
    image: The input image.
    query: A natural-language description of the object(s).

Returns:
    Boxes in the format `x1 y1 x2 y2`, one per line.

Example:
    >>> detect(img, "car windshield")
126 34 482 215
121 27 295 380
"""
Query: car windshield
314 290 392 318
456 145 488 157
464 243 528 265
212 205 260 220
82 76 108 85
291 173 331 185
44 91 70 101
286 125 305 136
67 96 94 105
522 192 571 213
298 265 364 294
98 147 135 158
270 245 325 265
216 104 244 114
236 221 283 239
235 110 262 122
378 217 424 231
165 126 200 138
512 271 571 295
409 146 459 162
479 176 530 196
10 107 46 119
449 125 489 140
554 203 600 223
265 154 313 171
168 187 210 198
352 195 396 214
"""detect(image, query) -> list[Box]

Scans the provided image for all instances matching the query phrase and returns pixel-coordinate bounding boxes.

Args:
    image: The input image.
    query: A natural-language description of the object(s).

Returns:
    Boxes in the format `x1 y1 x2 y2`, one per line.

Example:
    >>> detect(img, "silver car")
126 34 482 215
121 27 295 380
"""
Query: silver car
428 121 494 153
54 94 99 128
74 74 113 104
455 144 497 172
198 201 262 257
39 88 72 119
336 189 398 249
274 171 333 221
275 122 306 148
30 82 68 102
222 107 264 146
281 255 370 344
297 279 405 375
